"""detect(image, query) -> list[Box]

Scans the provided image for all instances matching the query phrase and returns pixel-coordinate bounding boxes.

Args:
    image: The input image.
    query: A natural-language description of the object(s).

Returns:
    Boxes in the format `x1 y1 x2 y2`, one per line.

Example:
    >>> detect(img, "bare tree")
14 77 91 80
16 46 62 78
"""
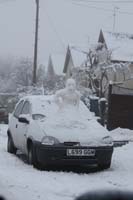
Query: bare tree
72 43 131 98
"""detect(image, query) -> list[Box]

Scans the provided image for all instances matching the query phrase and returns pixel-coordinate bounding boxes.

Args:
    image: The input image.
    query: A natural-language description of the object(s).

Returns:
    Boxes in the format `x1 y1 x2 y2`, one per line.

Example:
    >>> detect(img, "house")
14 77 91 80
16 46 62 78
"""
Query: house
46 55 56 79
98 29 133 74
63 45 86 79
44 54 65 92
46 54 65 78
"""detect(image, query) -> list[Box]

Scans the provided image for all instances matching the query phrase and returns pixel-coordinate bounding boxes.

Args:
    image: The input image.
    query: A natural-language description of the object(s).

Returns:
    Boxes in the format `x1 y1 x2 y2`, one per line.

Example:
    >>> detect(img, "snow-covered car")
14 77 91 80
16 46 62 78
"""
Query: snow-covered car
7 95 114 169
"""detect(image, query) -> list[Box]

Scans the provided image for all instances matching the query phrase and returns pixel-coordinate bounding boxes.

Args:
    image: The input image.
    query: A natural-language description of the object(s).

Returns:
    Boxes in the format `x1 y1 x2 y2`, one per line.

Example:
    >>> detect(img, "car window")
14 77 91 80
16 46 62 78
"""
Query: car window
14 100 24 118
21 101 30 115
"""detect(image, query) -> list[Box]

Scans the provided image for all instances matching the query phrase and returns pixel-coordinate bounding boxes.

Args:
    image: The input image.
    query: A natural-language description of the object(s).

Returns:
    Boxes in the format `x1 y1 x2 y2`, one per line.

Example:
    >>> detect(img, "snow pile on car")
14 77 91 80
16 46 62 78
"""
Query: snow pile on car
27 95 110 146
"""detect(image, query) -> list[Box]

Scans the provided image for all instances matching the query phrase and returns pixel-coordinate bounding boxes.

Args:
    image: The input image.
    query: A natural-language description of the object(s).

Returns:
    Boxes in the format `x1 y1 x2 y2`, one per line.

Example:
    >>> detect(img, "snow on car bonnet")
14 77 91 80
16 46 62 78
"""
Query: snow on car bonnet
29 95 109 144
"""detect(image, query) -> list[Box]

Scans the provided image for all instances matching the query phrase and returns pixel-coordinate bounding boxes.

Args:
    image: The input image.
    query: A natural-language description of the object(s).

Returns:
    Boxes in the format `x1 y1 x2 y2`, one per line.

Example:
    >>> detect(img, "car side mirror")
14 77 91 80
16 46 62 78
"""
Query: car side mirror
18 115 30 124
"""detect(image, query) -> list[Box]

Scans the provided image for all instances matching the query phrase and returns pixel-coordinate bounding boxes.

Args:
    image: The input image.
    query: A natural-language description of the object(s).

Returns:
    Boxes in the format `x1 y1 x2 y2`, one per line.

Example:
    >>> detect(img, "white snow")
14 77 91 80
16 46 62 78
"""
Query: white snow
70 48 87 68
47 54 65 75
0 125 8 138
19 95 111 145
0 124 133 200
110 128 133 142
103 31 133 62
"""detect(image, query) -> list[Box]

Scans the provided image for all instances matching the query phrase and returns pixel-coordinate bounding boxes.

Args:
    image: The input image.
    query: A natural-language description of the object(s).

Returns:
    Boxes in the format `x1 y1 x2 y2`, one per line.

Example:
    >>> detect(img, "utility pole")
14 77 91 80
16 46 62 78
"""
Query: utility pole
32 0 39 85
113 6 119 33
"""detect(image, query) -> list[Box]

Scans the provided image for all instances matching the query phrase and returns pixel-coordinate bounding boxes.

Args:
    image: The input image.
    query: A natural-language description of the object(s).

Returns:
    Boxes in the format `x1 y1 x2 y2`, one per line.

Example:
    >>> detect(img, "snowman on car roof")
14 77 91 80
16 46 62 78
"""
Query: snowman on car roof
55 78 80 110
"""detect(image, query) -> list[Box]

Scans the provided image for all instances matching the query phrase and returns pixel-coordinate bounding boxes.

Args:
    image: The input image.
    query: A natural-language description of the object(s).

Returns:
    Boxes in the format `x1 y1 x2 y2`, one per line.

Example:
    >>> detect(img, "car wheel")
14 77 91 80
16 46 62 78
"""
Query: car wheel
98 161 111 170
7 135 17 154
28 143 39 169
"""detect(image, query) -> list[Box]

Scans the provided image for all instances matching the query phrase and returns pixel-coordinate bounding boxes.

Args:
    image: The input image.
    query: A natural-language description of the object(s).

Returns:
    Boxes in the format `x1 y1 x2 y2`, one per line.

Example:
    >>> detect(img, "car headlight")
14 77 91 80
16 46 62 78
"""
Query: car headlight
41 136 60 145
102 136 113 145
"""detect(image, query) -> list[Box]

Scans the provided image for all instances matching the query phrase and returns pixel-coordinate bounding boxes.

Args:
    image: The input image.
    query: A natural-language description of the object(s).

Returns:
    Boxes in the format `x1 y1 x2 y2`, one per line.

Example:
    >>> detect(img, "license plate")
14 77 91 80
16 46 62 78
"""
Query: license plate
67 149 95 156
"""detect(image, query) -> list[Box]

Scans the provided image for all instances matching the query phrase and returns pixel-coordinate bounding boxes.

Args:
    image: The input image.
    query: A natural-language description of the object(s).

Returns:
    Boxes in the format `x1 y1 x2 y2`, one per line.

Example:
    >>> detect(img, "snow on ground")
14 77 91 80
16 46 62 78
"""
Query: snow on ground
110 128 133 142
0 125 8 138
0 125 133 200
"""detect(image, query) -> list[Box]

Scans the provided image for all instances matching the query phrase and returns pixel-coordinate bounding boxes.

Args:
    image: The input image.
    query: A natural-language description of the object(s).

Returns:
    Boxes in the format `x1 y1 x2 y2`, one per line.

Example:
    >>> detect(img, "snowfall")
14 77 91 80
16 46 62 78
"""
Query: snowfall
0 124 133 200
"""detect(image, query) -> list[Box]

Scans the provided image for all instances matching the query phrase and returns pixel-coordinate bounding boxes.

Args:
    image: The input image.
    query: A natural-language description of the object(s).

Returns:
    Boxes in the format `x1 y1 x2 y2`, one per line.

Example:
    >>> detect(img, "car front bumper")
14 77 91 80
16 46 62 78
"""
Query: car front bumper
34 141 114 167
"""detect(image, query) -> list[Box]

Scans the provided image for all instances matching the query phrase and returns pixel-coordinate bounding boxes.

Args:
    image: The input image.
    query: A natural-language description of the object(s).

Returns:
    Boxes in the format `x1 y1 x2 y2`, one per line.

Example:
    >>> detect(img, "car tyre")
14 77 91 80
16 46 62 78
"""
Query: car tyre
28 143 39 169
7 135 17 154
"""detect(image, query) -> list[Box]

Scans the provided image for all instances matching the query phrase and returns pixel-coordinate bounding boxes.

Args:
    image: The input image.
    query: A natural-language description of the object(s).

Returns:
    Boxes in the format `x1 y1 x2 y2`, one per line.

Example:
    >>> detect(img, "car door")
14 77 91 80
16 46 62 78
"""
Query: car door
17 101 31 153
9 100 24 148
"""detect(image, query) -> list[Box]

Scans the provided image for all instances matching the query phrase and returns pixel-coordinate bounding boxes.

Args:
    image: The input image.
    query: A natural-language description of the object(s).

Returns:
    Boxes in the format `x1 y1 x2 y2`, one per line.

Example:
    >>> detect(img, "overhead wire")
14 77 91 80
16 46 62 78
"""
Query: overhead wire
43 8 66 52
71 0 133 3
70 0 133 15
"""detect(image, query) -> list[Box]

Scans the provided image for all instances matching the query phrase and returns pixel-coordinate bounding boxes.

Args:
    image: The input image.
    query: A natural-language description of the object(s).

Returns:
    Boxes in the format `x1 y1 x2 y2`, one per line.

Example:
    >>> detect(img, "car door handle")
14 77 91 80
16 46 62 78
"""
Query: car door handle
16 124 18 128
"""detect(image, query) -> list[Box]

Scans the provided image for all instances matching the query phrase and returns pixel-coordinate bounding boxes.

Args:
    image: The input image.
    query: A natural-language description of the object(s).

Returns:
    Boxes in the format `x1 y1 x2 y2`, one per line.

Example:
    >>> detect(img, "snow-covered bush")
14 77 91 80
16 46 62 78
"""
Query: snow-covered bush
43 75 65 94
0 57 45 93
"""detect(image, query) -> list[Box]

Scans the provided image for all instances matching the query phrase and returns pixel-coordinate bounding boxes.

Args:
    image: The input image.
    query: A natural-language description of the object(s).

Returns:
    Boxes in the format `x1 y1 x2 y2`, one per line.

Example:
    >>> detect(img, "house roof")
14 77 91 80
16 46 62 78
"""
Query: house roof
46 54 65 76
71 48 87 67
63 46 86 73
98 30 133 63
47 55 55 78
63 46 74 73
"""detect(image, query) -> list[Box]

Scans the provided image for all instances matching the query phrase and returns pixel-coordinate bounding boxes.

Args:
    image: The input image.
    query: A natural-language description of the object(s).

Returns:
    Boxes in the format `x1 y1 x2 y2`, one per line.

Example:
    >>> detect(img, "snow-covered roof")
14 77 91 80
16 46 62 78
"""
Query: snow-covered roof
70 48 87 68
50 54 65 75
100 31 133 62
22 94 94 122
111 78 133 95
63 46 87 74
23 95 53 102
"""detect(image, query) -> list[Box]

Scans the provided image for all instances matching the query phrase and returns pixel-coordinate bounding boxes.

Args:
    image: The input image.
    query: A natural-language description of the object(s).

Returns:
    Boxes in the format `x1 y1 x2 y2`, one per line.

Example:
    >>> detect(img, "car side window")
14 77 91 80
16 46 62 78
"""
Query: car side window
14 100 24 118
21 101 30 115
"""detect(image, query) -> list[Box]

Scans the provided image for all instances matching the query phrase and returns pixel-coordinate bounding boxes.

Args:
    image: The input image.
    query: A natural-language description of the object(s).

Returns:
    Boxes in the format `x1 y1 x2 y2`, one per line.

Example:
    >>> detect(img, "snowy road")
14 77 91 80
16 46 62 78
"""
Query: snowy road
0 125 133 200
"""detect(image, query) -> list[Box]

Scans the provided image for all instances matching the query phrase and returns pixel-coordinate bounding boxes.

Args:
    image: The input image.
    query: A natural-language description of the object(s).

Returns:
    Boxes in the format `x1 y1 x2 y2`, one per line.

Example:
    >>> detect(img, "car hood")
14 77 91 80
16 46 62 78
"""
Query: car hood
37 110 110 146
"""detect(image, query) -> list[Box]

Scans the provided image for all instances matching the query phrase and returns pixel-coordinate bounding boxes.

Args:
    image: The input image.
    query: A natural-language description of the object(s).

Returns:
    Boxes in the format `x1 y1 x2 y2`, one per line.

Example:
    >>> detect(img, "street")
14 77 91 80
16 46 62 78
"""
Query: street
0 125 133 200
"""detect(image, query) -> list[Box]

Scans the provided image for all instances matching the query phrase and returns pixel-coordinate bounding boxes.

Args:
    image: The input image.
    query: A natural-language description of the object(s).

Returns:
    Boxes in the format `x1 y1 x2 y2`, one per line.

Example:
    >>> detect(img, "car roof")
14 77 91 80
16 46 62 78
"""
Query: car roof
20 95 55 116
20 95 93 120
21 95 54 102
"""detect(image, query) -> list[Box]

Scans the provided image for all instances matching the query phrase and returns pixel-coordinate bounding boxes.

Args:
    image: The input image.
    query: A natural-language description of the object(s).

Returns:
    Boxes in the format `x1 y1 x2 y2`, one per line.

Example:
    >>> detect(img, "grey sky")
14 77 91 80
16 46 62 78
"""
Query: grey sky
0 0 133 66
